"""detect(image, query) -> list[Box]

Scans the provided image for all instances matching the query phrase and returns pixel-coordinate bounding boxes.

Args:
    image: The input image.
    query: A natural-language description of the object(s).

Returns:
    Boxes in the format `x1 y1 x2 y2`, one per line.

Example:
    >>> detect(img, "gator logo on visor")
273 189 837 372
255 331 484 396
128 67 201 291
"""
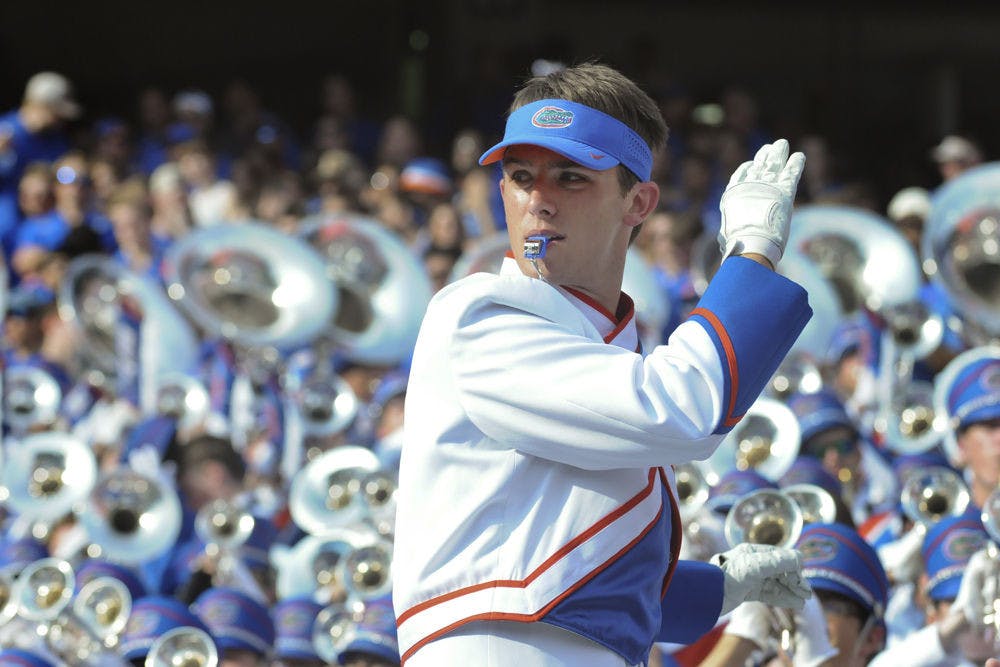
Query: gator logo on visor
799 535 838 564
532 106 574 129
943 530 986 562
979 363 1000 391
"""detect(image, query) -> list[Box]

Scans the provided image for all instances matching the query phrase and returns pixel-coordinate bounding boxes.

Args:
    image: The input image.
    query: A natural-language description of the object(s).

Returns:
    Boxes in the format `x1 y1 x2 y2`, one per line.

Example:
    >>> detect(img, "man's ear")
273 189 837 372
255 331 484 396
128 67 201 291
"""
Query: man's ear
624 181 660 229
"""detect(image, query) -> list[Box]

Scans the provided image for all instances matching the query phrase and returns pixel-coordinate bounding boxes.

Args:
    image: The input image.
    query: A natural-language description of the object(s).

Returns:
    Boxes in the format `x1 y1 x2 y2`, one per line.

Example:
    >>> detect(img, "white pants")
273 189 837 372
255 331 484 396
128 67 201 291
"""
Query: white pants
406 620 642 667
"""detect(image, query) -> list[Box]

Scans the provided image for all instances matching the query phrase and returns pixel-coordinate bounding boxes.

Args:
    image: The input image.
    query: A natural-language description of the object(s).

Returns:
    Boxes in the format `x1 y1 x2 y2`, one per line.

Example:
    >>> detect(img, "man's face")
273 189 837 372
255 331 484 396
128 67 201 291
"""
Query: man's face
802 425 862 486
957 418 1000 492
818 595 883 667
500 145 635 301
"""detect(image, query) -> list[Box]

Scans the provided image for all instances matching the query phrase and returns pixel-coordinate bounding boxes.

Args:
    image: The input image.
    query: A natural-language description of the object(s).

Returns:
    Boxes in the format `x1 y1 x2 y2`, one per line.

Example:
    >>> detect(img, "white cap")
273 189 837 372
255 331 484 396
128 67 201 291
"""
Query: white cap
930 135 981 164
887 186 931 222
173 89 213 116
24 71 81 119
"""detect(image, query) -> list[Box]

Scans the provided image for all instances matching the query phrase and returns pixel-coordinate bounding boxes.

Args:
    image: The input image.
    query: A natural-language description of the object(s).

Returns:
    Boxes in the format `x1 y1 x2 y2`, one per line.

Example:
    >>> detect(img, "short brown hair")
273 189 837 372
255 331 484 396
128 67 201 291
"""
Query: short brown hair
510 62 667 241
510 62 667 193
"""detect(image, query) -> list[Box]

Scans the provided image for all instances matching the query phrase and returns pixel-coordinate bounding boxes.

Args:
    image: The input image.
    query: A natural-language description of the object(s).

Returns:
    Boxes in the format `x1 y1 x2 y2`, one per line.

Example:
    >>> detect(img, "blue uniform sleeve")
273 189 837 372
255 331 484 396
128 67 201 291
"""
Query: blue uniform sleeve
657 560 725 644
687 256 812 434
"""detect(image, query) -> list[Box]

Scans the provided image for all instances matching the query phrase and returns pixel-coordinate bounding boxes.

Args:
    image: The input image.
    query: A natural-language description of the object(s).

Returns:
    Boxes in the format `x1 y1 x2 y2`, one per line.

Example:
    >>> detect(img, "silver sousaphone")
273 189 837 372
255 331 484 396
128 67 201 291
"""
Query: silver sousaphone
703 397 801 485
787 205 923 315
288 446 382 537
79 466 183 565
162 221 335 351
924 163 1000 344
2 366 63 435
58 255 199 412
2 432 97 523
298 213 431 366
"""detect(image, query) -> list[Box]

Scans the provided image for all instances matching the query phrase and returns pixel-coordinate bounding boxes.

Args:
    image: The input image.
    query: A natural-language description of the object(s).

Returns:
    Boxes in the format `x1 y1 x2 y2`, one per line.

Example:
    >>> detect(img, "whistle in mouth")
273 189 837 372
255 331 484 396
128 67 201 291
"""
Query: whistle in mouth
524 235 548 259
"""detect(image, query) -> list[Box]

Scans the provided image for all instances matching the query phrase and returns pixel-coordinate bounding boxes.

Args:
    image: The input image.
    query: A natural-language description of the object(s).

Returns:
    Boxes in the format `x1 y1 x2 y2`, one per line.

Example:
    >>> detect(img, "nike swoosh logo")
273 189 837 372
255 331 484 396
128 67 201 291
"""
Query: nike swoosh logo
590 153 605 160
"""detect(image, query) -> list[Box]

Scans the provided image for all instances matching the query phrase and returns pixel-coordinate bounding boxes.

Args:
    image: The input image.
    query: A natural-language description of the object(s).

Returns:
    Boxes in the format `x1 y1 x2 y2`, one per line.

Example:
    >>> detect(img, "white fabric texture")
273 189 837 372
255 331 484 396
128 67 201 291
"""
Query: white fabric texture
792 593 840 667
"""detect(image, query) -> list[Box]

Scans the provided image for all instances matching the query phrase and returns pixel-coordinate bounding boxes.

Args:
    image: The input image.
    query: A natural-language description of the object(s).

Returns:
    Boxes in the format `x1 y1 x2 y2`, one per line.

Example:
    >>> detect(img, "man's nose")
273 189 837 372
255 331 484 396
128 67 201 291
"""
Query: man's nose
527 185 556 219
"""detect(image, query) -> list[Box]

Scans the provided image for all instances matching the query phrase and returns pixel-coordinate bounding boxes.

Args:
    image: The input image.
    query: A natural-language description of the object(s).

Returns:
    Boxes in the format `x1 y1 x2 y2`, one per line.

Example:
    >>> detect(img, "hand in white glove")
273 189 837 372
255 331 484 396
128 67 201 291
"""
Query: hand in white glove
711 543 812 615
876 524 925 583
792 591 839 667
953 548 999 626
724 600 771 651
718 138 805 267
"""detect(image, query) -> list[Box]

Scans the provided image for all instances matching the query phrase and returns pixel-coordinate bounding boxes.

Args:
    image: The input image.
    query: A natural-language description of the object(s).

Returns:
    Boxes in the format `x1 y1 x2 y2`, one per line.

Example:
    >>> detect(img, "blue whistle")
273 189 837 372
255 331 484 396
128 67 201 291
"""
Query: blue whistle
523 235 549 259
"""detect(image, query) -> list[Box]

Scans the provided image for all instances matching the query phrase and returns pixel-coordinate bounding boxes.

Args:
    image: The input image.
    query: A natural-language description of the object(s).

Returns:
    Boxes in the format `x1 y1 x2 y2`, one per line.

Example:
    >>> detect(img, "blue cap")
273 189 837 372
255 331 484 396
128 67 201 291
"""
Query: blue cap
272 597 323 660
7 283 55 317
945 356 1000 430
797 523 889 617
166 122 198 145
370 369 409 413
193 587 275 656
779 456 843 501
891 451 953 486
0 649 56 667
479 98 654 182
119 596 212 660
339 596 400 666
0 538 48 572
400 158 452 196
921 509 988 601
74 559 146 602
119 415 177 463
825 313 880 367
241 514 278 569
707 469 777 514
787 389 858 445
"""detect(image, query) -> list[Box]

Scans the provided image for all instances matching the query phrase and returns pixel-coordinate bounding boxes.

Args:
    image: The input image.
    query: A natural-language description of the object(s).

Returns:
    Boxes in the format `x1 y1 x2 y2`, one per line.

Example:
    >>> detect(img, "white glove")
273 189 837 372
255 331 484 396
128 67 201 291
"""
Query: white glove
724 600 771 651
718 138 805 267
711 543 812 615
792 591 839 667
876 524 925 583
954 548 999 626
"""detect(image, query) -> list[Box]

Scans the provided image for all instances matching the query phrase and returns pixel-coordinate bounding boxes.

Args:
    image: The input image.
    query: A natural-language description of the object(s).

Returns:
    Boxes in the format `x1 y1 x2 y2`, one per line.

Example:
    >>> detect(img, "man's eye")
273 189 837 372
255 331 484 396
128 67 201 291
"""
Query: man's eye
559 172 586 184
509 170 532 184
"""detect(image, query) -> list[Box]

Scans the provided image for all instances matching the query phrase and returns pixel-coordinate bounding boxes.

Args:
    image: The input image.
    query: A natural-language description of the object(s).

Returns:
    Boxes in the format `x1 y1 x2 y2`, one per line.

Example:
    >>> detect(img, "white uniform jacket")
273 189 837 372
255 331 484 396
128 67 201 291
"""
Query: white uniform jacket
393 256 812 665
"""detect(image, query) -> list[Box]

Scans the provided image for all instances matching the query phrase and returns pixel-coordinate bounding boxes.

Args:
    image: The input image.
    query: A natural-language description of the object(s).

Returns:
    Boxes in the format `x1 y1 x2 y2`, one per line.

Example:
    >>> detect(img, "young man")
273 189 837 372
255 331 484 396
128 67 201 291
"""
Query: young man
393 63 813 666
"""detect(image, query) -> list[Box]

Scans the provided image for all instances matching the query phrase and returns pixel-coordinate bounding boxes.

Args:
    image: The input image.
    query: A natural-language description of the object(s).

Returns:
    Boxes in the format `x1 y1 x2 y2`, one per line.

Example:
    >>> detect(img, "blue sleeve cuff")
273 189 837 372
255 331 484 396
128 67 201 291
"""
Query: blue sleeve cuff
657 560 724 644
687 257 812 434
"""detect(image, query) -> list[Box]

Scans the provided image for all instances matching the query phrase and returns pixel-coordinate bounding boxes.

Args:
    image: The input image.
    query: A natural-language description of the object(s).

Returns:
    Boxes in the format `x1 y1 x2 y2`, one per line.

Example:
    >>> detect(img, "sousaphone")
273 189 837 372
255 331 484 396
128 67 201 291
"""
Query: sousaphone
58 255 199 412
298 213 432 366
703 397 801 485
162 221 335 351
3 366 63 434
2 432 97 523
923 162 1000 343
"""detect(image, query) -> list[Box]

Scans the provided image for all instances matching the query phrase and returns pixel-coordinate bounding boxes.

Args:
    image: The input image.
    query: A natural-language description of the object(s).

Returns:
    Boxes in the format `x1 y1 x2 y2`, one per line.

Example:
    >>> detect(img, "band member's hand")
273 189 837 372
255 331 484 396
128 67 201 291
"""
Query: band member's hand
712 543 811 615
792 592 839 667
875 524 924 584
953 548 997 626
718 138 805 267
723 600 771 650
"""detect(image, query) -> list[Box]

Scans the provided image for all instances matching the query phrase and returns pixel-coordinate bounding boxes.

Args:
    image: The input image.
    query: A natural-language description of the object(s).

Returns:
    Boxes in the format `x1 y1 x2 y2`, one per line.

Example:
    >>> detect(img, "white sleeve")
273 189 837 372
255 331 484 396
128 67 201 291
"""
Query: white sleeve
868 623 953 667
450 299 726 470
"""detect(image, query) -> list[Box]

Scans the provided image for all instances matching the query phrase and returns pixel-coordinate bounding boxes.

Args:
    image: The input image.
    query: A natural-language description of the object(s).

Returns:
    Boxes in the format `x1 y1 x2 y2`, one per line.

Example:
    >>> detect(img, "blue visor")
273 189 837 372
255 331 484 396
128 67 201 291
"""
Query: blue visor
479 98 653 182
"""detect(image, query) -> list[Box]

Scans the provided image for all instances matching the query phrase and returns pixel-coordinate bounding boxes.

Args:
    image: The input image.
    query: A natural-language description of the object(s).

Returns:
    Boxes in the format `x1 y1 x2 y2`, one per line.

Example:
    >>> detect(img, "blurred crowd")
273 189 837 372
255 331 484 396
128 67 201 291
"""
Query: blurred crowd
1 67 999 667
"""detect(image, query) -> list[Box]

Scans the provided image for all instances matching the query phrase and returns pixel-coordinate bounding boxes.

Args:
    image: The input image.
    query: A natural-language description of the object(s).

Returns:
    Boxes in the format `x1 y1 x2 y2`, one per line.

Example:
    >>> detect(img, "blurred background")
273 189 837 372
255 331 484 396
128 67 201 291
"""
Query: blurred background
4 1 1000 201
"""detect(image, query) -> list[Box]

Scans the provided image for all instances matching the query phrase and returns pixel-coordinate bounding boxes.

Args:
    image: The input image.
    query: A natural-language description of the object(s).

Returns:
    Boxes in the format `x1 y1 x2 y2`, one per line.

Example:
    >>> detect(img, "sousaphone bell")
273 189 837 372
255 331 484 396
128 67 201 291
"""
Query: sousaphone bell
1 432 97 523
145 626 219 667
298 213 431 366
288 446 381 537
923 163 1000 344
703 397 801 485
79 467 183 565
2 366 62 435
